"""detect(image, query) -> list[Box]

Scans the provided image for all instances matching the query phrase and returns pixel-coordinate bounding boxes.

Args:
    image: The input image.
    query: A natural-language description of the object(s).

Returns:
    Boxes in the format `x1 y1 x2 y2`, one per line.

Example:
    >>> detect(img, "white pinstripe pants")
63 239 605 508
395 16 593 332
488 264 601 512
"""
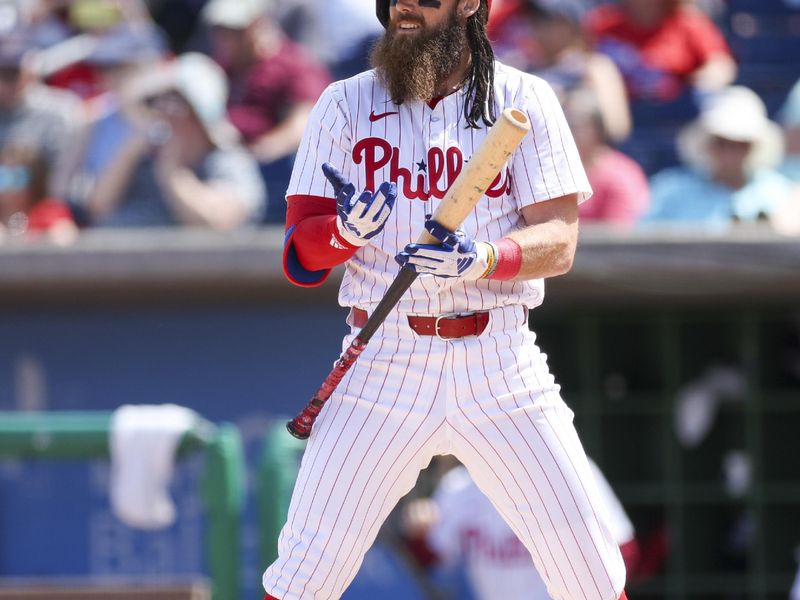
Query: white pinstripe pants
263 305 626 600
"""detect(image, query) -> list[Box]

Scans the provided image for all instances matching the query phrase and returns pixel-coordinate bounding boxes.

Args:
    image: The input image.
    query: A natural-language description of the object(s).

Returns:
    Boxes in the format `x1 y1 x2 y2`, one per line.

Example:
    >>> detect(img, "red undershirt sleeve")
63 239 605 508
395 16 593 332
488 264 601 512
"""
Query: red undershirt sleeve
283 194 360 287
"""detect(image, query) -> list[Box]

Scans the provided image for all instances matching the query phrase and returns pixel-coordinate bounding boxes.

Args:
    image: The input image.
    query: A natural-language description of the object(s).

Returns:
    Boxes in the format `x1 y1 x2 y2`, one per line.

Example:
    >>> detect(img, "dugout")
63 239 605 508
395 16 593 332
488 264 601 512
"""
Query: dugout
0 225 798 600
534 225 800 600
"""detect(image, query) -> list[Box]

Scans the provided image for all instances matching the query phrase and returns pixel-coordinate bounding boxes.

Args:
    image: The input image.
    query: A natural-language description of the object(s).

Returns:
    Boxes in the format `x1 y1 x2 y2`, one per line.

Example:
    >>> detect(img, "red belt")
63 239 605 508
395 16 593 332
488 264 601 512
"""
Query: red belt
351 307 490 339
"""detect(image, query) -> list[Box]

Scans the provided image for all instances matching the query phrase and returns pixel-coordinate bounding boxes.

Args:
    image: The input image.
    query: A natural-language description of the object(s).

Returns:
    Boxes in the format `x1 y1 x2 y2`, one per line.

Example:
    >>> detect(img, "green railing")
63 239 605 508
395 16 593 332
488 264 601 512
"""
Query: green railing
0 411 245 600
256 420 306 568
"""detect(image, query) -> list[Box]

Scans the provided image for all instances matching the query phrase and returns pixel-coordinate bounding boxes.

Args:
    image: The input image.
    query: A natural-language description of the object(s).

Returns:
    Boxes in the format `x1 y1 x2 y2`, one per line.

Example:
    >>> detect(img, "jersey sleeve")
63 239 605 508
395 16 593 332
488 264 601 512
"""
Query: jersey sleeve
283 83 356 287
510 78 593 209
286 82 353 200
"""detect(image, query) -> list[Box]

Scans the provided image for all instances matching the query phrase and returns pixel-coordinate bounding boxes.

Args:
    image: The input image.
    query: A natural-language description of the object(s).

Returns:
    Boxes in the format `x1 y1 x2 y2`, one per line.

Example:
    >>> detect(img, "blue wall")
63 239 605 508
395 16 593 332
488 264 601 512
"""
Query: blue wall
0 306 426 598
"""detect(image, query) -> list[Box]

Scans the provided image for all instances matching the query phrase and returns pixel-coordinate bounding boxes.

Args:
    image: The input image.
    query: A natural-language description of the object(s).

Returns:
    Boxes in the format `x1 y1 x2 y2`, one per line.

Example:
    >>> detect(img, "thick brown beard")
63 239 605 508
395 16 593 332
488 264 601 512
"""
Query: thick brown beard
370 8 467 104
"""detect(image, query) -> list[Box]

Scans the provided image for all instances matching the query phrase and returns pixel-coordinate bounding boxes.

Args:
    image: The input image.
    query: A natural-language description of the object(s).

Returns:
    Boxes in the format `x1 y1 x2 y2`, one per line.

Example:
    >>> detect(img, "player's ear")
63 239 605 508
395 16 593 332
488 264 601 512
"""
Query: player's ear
458 0 480 20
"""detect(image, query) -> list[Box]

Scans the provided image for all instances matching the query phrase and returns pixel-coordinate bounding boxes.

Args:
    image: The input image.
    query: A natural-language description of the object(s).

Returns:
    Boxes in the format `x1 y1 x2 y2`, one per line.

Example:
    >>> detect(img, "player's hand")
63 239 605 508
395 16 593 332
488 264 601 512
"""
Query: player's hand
395 219 495 280
322 163 397 247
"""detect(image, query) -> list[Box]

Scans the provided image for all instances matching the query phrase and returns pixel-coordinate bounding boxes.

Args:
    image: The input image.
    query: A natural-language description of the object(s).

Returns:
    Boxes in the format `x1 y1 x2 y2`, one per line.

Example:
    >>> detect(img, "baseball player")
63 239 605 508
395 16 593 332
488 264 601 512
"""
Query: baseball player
403 458 638 600
264 0 629 599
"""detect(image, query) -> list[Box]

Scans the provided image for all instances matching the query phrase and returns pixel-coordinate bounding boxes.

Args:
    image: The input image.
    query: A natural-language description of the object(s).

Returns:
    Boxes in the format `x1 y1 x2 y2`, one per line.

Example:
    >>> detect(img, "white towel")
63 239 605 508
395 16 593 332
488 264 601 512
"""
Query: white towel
109 404 198 530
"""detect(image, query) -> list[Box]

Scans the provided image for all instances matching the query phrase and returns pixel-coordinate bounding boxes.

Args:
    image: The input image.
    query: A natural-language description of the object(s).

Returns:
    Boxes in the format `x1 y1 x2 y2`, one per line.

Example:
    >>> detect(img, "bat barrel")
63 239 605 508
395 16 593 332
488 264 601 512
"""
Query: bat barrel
418 107 530 244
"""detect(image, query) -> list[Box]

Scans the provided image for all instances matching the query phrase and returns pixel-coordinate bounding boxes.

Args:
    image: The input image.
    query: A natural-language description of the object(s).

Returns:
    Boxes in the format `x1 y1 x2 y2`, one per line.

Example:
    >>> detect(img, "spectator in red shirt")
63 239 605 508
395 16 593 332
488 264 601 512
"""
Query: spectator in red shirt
585 0 736 102
0 143 77 244
201 0 331 165
565 90 650 226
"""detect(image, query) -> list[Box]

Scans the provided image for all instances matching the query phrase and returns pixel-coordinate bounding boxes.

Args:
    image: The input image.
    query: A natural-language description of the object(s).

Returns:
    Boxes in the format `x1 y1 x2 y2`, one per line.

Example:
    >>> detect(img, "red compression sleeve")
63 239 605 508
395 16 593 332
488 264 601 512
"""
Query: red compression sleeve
488 237 522 280
283 194 360 287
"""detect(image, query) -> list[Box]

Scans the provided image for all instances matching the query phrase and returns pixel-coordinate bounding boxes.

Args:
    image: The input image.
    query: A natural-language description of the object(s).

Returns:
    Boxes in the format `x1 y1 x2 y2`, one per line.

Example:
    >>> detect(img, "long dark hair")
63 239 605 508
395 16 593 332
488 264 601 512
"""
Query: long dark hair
463 0 496 129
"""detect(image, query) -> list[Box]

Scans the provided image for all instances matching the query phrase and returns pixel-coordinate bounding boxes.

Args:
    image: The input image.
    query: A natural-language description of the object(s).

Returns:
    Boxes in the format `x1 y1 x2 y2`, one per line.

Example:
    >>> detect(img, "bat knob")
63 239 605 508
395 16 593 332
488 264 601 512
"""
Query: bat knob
286 418 311 440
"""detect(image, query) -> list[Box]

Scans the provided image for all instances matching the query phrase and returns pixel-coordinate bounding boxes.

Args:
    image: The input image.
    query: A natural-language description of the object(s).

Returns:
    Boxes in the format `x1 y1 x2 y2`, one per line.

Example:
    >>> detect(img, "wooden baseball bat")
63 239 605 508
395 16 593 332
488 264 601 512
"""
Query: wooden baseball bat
287 108 531 439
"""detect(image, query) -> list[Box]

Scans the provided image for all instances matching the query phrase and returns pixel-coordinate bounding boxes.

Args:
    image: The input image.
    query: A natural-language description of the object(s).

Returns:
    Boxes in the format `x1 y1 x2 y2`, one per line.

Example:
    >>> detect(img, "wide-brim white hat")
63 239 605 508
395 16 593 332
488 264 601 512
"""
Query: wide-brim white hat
677 86 784 174
202 0 270 29
125 52 239 148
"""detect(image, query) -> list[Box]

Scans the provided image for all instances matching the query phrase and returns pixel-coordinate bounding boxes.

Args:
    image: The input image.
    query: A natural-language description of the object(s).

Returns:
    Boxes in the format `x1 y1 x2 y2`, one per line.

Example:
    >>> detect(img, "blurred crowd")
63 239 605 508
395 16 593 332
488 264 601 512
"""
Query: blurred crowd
1 1 799 598
0 0 799 243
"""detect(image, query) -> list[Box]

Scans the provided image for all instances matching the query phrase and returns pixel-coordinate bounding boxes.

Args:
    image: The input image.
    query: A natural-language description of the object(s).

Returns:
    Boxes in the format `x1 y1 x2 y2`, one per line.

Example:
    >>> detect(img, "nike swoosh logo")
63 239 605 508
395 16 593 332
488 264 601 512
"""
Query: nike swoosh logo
369 110 399 122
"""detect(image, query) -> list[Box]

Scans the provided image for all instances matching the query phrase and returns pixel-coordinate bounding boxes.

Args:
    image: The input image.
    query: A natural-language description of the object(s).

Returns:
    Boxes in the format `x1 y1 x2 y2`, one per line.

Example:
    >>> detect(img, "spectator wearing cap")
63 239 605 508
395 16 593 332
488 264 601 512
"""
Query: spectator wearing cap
25 0 153 48
201 0 330 165
565 90 649 226
0 26 83 200
26 0 155 98
642 86 793 229
85 52 265 228
585 0 736 102
81 22 167 111
519 0 631 142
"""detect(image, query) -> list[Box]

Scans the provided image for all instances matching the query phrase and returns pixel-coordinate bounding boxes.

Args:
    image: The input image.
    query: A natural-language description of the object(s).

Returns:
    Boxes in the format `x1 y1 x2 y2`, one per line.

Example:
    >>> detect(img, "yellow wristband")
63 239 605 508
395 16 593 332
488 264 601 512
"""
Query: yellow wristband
480 242 499 279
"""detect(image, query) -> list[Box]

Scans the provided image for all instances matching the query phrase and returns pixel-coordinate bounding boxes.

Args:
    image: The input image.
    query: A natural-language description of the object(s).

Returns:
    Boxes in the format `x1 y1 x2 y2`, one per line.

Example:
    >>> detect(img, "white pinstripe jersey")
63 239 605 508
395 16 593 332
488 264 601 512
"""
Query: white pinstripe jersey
287 60 592 315
429 462 634 600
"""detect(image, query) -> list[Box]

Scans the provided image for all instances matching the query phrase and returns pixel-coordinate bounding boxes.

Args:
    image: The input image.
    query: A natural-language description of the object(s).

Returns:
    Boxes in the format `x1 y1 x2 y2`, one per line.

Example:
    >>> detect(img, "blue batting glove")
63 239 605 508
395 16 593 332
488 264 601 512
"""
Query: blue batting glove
322 163 397 246
395 218 494 279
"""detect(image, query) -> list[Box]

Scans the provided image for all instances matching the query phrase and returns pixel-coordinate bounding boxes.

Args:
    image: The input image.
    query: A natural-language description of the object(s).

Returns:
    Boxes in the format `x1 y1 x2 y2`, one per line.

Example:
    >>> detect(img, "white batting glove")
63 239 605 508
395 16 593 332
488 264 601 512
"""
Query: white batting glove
395 219 496 280
322 163 397 247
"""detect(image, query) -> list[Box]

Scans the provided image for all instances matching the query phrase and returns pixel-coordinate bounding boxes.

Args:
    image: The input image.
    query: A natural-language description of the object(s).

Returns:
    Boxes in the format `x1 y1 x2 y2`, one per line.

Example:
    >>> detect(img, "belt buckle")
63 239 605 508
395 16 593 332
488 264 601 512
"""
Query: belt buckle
434 313 465 341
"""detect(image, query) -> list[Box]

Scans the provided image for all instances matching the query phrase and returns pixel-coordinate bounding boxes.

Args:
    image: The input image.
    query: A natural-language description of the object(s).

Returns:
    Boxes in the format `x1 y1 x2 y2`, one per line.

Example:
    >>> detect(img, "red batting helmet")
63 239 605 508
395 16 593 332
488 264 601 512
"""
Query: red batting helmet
376 0 492 28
